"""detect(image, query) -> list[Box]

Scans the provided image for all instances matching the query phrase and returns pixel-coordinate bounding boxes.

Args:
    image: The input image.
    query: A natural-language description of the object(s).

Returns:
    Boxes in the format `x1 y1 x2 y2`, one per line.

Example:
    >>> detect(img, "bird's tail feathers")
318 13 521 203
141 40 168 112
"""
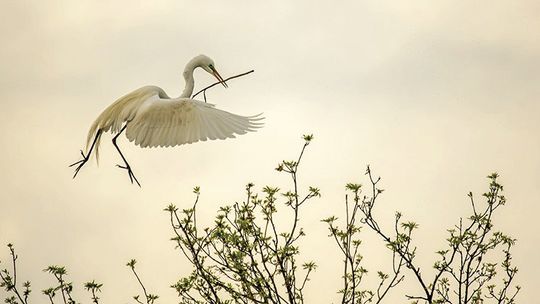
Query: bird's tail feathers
86 119 103 165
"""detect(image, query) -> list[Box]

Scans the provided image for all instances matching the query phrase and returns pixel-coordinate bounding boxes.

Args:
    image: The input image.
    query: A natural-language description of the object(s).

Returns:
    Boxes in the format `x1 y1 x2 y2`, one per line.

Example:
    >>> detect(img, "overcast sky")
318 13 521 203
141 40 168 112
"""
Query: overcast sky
1 1 539 303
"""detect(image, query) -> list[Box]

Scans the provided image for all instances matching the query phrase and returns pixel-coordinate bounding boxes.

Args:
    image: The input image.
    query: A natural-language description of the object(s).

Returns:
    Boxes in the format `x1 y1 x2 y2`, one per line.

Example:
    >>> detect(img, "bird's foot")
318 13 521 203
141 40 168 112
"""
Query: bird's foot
69 150 89 178
116 163 141 187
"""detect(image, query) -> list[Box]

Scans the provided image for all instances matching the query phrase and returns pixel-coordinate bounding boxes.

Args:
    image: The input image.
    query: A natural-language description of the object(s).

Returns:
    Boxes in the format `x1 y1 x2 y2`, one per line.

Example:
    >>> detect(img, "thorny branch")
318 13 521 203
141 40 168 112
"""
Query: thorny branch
84 281 103 304
166 134 319 304
42 265 78 304
329 167 520 304
126 259 159 304
0 244 31 304
6 136 523 304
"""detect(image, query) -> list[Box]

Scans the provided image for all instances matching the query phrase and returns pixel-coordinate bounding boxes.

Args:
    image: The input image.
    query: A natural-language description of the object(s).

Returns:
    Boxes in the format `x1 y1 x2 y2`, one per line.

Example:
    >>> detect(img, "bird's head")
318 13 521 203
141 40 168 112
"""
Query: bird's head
196 55 228 88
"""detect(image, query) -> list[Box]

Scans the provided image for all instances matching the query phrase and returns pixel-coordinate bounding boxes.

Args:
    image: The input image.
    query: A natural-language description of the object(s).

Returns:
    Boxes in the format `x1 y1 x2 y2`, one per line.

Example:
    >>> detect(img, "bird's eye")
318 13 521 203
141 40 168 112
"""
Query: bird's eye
209 64 214 69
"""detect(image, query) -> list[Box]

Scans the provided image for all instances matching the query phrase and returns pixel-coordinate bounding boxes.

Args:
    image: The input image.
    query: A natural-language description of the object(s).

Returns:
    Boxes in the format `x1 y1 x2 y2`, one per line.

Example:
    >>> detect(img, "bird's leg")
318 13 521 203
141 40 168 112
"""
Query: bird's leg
112 124 141 187
70 129 102 178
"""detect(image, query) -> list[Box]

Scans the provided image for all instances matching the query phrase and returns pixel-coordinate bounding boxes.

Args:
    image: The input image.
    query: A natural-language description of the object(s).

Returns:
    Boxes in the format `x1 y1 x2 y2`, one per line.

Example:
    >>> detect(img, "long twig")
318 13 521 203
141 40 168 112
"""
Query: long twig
192 70 255 101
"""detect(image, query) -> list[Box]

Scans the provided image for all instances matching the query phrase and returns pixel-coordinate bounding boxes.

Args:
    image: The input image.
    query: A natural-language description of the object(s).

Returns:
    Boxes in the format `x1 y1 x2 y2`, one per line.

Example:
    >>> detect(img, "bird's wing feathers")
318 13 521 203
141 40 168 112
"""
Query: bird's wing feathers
125 98 263 148
86 86 167 161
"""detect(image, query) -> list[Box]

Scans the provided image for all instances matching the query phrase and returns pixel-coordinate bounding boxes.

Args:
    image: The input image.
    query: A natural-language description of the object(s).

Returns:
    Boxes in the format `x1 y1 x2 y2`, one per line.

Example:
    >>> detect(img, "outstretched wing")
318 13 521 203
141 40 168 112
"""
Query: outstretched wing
125 98 264 148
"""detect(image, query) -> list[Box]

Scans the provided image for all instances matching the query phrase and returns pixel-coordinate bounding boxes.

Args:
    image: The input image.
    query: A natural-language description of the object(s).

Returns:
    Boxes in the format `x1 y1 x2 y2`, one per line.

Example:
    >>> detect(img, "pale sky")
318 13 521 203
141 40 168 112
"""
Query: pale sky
1 1 539 303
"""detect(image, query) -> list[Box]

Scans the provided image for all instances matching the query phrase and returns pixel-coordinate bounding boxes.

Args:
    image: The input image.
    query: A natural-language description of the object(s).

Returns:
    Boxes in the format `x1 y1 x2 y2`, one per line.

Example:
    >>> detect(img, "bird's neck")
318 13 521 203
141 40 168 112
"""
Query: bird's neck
180 61 197 98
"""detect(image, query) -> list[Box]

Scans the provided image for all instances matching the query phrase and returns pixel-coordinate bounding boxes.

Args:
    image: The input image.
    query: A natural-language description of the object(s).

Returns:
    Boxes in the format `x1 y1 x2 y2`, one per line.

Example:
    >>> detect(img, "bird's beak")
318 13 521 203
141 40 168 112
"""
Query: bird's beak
211 67 228 88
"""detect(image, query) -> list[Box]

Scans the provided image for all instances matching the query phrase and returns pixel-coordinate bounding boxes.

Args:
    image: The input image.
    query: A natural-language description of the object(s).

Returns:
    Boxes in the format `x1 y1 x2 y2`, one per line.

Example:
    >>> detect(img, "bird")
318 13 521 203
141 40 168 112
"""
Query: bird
70 54 263 186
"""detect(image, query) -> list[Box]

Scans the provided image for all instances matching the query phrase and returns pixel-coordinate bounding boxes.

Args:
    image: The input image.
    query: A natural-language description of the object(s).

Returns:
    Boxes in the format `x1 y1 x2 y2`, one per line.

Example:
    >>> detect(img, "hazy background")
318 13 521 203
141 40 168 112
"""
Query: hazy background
1 0 539 302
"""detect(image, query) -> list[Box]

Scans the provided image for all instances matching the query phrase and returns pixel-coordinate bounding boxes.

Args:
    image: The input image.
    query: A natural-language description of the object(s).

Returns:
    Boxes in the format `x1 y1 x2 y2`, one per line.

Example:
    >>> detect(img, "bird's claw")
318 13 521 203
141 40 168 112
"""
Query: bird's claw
70 150 89 179
116 164 141 187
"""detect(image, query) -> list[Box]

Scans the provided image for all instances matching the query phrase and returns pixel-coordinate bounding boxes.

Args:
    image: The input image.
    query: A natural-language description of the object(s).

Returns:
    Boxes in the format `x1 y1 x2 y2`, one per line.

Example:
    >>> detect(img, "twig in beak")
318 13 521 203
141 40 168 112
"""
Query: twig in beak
192 70 255 101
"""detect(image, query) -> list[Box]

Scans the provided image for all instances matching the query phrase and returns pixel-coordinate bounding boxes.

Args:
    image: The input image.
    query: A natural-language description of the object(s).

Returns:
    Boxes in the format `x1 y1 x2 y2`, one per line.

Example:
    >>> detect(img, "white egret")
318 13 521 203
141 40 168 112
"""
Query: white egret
70 54 263 186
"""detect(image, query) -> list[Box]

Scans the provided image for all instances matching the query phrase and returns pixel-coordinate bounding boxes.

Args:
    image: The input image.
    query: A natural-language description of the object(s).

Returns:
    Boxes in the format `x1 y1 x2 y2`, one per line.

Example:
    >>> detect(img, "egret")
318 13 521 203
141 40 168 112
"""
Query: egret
70 54 263 186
